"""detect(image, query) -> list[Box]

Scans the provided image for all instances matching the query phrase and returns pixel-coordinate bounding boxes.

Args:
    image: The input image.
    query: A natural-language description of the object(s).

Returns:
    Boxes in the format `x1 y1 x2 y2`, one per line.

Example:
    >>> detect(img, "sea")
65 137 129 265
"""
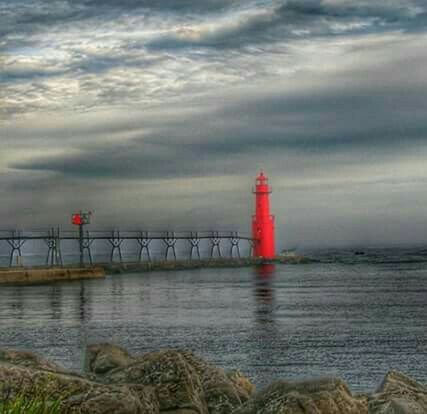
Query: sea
0 247 426 394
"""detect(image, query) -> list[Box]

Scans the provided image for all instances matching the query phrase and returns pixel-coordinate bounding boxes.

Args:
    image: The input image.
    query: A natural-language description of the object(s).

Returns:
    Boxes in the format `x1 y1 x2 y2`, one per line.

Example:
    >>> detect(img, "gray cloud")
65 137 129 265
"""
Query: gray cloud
147 0 427 50
2 0 426 108
10 48 427 181
0 1 87 38
82 0 241 13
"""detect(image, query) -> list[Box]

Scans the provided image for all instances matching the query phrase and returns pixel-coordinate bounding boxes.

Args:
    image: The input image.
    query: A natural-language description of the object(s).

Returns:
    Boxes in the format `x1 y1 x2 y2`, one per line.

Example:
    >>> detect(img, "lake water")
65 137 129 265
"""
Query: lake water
1 248 426 394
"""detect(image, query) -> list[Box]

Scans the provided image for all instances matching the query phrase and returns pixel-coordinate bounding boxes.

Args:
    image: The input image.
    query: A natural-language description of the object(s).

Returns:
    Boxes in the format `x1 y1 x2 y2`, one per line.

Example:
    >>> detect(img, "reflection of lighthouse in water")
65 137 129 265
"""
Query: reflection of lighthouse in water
250 263 280 387
254 264 276 324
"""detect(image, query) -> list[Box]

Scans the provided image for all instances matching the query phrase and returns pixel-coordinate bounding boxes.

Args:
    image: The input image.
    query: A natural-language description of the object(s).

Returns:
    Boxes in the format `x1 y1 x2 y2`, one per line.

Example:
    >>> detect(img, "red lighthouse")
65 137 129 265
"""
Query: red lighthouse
252 171 275 259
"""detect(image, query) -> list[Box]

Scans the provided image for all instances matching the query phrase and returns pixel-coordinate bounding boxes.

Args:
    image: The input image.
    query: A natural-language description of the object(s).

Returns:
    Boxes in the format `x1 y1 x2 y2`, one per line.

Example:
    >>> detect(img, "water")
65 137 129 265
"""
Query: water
1 248 426 394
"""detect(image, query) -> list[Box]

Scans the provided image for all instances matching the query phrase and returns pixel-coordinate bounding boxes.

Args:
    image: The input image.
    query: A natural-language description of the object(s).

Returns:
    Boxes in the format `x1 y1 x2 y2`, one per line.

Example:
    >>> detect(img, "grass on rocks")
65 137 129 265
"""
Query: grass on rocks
0 395 62 414
0 381 65 414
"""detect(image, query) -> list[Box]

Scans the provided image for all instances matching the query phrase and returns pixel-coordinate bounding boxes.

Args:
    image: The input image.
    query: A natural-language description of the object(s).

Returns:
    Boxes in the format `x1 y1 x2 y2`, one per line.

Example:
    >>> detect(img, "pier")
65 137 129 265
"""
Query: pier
0 171 299 285
0 255 311 285
0 229 255 268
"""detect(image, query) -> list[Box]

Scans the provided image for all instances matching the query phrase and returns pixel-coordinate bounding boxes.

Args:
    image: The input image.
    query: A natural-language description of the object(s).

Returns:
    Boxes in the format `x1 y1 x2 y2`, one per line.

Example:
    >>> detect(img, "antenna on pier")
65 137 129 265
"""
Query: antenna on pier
72 210 92 266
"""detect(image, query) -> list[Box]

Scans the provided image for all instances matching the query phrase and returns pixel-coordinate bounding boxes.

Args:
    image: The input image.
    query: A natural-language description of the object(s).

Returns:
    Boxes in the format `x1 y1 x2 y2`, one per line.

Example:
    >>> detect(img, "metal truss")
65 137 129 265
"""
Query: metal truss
108 230 124 263
163 232 177 260
137 231 152 262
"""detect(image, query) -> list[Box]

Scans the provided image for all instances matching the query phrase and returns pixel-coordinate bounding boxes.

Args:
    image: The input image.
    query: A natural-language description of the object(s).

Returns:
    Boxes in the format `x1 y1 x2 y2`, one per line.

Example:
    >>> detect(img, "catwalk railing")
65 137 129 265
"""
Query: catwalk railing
0 229 255 267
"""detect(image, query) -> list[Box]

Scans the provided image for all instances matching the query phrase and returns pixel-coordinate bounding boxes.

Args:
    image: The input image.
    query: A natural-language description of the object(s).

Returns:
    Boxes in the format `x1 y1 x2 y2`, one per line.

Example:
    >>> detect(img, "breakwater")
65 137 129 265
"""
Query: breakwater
0 255 313 285
101 255 313 274
0 266 105 285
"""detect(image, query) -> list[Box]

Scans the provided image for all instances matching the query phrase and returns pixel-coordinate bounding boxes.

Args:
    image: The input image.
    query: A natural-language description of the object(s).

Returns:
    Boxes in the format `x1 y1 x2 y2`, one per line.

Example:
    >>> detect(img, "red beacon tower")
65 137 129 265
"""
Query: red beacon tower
252 171 275 259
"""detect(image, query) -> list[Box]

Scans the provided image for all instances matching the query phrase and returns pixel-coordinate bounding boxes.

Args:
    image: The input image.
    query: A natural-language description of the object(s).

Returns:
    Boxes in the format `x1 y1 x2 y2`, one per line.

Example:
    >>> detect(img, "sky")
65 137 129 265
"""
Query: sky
1 0 427 249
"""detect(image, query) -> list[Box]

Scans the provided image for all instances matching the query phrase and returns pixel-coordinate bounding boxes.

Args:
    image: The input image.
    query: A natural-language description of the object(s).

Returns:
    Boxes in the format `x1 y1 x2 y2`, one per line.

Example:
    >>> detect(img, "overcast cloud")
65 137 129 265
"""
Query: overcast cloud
1 0 427 248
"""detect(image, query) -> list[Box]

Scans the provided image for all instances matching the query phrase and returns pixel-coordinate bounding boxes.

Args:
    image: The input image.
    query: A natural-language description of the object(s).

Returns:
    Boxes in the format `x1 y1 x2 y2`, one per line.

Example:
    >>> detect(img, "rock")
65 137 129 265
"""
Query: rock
0 348 67 373
180 352 255 413
232 378 368 414
127 385 161 413
0 354 158 413
85 343 136 375
103 350 208 414
87 345 255 414
226 370 256 401
13 344 426 414
368 371 427 413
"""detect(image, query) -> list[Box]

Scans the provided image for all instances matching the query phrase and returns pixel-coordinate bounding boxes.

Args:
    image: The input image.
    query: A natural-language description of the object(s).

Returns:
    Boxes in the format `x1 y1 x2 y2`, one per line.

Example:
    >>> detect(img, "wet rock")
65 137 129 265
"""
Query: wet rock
233 378 368 414
368 371 427 413
0 362 158 413
103 350 208 413
85 343 136 375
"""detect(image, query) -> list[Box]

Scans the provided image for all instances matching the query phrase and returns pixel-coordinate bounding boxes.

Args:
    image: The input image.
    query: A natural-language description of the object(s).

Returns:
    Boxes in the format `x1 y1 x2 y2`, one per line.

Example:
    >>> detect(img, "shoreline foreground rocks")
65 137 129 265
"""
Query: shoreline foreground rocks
1 344 426 413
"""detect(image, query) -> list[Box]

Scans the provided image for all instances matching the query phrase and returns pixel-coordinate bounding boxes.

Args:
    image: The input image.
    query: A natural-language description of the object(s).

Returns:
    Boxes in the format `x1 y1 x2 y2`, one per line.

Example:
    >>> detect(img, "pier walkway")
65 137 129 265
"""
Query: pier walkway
0 229 254 267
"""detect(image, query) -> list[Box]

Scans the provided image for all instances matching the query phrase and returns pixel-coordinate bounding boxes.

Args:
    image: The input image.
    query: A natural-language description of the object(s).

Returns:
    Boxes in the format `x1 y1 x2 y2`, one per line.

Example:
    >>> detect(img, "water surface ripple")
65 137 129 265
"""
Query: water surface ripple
1 250 426 393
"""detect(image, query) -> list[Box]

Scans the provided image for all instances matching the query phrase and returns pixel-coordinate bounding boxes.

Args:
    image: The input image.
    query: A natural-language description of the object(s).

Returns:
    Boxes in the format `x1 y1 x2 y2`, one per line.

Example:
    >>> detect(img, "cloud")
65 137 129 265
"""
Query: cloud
9 32 427 184
0 1 87 38
82 0 241 13
2 0 426 118
147 0 427 50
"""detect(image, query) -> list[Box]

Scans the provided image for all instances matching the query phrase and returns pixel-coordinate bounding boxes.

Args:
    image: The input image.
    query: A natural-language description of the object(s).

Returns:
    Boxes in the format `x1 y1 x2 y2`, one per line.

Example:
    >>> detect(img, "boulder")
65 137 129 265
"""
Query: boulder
0 348 67 373
86 345 255 414
368 371 427 413
103 350 208 414
180 352 255 413
0 356 158 413
227 370 256 401
85 343 136 375
232 378 368 414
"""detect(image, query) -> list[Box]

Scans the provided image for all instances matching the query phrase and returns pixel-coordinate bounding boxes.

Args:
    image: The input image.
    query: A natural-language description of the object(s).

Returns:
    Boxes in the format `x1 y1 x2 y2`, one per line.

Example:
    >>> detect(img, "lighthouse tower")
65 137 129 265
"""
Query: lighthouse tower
252 171 275 259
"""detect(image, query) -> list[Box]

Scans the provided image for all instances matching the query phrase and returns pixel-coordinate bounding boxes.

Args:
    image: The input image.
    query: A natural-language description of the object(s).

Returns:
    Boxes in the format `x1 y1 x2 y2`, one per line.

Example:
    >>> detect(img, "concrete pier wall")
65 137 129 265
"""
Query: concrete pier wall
0 267 105 285
101 255 312 274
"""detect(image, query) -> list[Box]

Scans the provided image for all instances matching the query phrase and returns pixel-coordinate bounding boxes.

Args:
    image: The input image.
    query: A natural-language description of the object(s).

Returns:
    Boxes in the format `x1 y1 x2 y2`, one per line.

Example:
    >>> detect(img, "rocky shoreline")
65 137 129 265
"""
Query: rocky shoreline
0 344 426 413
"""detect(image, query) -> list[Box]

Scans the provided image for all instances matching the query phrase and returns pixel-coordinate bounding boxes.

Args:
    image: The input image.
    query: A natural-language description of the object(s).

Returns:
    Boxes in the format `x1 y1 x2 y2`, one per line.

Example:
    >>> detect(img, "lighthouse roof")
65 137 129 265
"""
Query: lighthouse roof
256 170 268 182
